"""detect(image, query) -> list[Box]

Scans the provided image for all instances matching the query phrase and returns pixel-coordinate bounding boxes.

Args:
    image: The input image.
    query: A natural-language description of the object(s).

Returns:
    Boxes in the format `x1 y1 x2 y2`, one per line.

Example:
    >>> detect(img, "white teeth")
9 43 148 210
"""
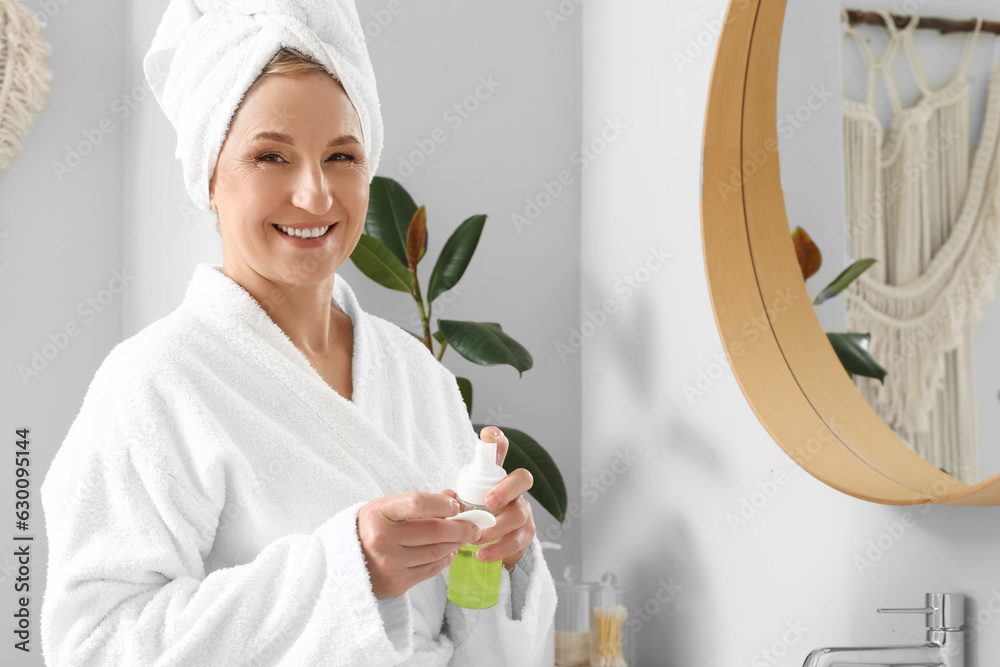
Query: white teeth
276 224 330 239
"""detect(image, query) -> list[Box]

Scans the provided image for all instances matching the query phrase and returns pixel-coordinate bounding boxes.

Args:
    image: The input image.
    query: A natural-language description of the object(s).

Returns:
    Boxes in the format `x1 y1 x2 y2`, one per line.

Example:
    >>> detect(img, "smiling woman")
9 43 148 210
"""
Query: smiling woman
207 49 371 347
37 2 556 665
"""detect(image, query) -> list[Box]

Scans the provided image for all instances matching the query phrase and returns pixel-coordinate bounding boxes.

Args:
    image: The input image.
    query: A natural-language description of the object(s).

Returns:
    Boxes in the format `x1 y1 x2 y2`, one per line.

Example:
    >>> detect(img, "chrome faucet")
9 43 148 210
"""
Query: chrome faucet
801 593 965 667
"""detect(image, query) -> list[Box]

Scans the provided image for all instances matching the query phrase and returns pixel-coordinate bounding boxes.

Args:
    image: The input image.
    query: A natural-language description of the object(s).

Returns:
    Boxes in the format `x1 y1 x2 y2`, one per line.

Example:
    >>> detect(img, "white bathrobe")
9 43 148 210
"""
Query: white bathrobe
39 262 557 666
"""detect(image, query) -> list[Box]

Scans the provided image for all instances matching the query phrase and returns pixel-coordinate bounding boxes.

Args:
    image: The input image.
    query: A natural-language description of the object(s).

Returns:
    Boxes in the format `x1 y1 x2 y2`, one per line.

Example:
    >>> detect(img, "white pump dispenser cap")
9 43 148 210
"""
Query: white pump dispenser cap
455 438 507 506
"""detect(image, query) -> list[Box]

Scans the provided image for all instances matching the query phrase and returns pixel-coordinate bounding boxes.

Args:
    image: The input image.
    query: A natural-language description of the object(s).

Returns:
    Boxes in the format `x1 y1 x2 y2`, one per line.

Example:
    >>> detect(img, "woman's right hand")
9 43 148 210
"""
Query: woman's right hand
357 490 482 600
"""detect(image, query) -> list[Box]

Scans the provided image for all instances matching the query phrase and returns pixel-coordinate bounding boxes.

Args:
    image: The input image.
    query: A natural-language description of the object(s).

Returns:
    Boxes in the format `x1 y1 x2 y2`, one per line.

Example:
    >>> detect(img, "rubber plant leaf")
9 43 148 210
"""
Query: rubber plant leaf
349 234 416 293
827 332 887 383
427 214 487 304
438 320 533 377
473 424 567 523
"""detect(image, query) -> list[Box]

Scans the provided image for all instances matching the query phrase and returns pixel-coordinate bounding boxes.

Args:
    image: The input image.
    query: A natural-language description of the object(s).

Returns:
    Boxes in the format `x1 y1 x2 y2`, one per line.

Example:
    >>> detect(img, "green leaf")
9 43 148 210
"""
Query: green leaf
433 329 447 345
473 424 567 523
427 215 487 304
814 258 877 305
365 176 427 267
456 376 473 416
349 234 416 293
827 332 887 383
438 320 533 377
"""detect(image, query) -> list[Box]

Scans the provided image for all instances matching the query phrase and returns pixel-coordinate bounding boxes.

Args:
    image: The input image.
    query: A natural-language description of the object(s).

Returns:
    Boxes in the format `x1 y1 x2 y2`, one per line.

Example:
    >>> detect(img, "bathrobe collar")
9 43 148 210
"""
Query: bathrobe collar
179 262 421 492
182 262 366 394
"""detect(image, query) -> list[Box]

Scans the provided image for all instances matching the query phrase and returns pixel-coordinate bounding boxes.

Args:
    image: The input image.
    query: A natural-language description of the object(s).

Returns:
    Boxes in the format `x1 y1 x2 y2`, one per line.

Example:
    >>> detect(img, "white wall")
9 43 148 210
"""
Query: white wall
581 0 1000 664
1 1 127 664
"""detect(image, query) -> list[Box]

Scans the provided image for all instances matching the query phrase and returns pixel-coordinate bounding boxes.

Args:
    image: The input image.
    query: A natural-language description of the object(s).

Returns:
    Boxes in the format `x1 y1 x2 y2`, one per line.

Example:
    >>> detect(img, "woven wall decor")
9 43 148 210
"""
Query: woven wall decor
0 0 50 182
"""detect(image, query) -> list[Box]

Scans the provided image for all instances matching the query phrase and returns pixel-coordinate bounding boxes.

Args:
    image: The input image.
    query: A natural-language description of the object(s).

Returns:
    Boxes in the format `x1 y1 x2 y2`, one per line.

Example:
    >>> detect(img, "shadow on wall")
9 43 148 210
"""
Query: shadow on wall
626 515 706 663
582 272 723 662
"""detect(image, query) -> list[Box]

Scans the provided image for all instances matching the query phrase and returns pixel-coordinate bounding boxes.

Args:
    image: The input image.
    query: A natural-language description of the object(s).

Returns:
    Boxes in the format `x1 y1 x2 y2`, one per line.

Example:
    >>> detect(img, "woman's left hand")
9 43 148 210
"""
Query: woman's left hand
443 426 535 572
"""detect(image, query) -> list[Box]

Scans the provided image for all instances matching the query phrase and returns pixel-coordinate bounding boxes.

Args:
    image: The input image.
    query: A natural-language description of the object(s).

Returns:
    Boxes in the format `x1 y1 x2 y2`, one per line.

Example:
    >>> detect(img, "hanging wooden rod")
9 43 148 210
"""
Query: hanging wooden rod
845 9 1000 36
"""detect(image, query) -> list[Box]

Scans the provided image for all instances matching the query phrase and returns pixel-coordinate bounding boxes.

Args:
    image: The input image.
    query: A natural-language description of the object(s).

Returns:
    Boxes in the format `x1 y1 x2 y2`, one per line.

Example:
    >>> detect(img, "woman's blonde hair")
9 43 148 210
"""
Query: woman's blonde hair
212 47 336 234
260 46 331 77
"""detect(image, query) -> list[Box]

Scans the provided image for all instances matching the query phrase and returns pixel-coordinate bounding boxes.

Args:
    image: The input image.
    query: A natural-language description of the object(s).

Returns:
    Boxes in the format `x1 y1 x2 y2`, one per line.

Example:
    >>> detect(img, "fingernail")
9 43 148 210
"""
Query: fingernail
476 549 487 561
485 493 499 509
473 528 482 542
451 500 461 514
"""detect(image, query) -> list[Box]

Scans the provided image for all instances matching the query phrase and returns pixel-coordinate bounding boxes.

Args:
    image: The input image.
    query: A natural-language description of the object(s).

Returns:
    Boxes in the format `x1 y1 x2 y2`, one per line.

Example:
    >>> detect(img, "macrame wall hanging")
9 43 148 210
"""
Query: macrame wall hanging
0 0 50 182
841 9 1000 483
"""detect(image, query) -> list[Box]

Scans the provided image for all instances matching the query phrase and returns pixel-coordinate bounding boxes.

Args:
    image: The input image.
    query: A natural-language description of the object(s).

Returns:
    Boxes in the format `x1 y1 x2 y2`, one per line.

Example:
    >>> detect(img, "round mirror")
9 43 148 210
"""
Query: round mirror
701 0 1000 504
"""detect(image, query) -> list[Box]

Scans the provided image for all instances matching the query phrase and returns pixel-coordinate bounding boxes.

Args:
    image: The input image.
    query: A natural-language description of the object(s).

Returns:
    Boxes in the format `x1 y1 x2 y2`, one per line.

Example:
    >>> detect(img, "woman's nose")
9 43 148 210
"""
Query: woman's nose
289 162 334 214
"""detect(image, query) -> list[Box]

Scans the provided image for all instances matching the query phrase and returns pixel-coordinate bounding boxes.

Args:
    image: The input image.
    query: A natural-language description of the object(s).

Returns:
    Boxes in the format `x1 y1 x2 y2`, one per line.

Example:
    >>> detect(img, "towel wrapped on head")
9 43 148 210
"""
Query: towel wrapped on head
142 0 384 211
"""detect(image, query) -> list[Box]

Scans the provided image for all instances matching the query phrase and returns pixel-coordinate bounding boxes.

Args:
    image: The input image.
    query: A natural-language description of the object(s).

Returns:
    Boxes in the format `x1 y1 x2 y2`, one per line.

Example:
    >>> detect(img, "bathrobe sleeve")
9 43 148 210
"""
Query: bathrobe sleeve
39 351 416 667
428 360 558 666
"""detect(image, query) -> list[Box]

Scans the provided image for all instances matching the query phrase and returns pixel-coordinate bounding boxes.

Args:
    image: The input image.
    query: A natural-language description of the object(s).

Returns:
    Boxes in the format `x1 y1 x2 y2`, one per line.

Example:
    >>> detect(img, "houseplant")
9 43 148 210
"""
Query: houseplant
792 226 887 382
349 176 567 522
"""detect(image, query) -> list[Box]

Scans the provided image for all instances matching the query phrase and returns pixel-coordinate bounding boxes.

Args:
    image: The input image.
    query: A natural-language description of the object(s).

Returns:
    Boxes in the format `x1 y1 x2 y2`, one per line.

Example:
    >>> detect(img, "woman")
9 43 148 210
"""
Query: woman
38 2 556 665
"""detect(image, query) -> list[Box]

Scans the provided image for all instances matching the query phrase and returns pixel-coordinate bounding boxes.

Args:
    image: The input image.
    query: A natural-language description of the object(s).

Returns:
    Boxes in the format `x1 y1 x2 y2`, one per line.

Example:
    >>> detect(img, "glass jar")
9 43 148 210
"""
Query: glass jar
555 566 594 666
589 572 631 667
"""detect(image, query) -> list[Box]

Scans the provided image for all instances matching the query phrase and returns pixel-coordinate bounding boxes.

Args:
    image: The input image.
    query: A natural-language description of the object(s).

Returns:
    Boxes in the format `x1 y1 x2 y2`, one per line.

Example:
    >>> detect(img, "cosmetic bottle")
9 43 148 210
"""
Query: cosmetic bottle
447 436 507 609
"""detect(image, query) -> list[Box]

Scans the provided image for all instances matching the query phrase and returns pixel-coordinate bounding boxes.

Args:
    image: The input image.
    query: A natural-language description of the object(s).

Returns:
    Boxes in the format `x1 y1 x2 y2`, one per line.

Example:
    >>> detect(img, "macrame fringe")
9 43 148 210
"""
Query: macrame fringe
0 0 51 180
841 22 1000 482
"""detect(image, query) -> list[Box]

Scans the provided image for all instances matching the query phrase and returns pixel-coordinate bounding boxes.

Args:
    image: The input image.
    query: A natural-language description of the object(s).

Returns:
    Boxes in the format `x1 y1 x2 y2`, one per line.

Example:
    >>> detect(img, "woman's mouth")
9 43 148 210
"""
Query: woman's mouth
273 223 333 239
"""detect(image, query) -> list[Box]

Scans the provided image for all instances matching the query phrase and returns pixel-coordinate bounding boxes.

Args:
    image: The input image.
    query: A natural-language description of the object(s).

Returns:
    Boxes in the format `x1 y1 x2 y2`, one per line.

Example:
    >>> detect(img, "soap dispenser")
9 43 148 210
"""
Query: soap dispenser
447 436 508 609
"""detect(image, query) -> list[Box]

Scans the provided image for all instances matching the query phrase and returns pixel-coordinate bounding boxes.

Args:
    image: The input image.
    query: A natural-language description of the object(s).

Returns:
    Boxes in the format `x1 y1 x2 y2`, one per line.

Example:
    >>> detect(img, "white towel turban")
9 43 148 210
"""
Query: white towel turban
142 0 383 212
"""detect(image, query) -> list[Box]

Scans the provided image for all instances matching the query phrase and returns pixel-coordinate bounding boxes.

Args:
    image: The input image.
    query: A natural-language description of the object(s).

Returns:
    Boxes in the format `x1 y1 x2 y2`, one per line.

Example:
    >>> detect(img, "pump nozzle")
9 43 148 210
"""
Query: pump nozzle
455 437 507 507
474 440 497 470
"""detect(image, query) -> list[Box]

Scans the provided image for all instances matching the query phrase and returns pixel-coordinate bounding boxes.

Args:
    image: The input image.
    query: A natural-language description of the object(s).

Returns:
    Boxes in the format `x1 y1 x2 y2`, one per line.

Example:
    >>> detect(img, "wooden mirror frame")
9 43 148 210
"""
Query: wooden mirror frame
700 0 1000 505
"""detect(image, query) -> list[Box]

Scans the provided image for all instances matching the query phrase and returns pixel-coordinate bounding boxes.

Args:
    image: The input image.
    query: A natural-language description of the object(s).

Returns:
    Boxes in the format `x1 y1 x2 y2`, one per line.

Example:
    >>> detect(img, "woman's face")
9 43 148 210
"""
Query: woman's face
209 71 369 287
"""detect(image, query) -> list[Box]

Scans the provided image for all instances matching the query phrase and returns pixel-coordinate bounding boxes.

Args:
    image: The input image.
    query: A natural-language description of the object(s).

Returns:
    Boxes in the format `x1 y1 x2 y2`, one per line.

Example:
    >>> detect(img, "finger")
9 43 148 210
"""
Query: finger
483 468 533 510
479 426 509 467
399 540 467 568
475 525 532 564
441 488 457 500
379 490 461 522
477 497 530 544
407 547 460 583
394 517 481 548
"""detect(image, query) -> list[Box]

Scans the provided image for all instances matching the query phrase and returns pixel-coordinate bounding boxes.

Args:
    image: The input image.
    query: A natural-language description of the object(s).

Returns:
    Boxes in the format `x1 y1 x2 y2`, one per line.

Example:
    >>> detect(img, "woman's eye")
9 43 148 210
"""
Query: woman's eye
255 153 355 164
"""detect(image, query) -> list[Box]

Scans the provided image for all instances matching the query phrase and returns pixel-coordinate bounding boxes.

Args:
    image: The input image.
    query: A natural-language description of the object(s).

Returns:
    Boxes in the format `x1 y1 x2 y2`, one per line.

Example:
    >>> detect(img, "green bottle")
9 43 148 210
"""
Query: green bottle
447 437 507 609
